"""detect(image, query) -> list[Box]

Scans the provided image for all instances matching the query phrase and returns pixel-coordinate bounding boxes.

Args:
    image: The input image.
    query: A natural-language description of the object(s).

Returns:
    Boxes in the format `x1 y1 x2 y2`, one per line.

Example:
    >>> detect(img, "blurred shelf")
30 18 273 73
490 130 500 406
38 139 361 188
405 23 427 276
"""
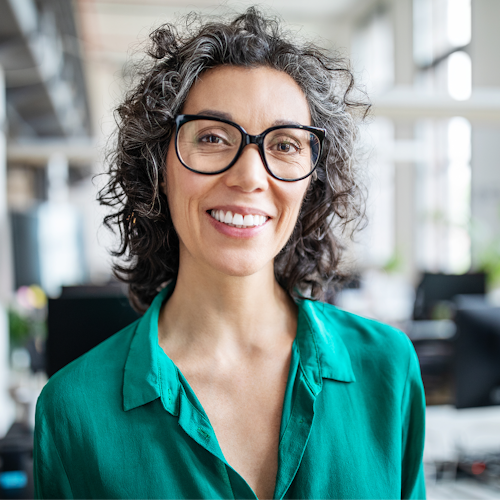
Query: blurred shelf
373 87 500 122
7 139 97 166
427 478 500 499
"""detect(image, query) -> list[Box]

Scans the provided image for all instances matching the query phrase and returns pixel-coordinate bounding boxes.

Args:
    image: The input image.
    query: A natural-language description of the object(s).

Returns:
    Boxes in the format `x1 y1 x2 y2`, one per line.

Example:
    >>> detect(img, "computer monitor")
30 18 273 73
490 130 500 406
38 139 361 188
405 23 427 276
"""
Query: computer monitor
413 273 486 320
47 287 141 377
454 306 500 409
10 210 42 289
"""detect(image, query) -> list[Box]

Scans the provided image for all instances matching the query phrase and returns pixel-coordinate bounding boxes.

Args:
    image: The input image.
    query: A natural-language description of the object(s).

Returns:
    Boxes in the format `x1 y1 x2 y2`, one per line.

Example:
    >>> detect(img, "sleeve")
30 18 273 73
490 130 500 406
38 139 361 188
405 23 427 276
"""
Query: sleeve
400 337 426 500
33 396 74 499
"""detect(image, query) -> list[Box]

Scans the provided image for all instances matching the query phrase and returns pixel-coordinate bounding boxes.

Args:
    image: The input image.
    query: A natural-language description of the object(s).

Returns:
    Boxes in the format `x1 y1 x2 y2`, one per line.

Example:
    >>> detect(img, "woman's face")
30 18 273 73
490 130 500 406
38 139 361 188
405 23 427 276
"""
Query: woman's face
164 65 312 278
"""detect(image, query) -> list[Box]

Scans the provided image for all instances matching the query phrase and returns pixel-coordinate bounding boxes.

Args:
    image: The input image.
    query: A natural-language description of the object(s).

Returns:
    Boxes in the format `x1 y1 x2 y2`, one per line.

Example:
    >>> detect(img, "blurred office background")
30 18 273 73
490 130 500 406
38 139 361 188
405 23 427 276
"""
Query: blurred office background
0 0 500 497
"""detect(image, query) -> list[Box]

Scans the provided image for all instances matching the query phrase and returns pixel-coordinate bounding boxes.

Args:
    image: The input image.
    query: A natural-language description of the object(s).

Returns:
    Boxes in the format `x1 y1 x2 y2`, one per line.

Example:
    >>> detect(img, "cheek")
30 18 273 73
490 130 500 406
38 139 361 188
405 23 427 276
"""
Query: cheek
165 148 193 229
165 152 215 231
280 183 309 223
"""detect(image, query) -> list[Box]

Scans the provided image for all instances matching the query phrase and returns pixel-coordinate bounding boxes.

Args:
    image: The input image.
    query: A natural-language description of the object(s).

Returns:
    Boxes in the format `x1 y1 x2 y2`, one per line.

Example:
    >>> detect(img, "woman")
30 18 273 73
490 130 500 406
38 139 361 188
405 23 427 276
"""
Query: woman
34 8 426 499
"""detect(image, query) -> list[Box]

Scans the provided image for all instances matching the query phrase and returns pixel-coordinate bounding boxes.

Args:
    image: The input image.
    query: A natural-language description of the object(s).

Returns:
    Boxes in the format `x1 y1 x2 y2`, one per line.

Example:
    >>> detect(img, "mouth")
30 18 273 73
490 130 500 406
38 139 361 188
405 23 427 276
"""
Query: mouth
208 209 269 228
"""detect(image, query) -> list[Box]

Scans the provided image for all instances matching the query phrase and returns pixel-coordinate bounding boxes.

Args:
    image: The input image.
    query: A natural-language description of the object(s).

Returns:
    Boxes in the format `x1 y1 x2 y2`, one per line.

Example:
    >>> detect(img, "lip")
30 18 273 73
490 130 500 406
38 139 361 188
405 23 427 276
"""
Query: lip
205 210 269 238
206 205 272 218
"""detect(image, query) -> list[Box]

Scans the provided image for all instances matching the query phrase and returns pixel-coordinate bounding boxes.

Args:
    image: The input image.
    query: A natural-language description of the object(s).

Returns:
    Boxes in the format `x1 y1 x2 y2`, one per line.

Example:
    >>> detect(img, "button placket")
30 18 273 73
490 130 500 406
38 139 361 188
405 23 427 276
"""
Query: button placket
273 372 317 500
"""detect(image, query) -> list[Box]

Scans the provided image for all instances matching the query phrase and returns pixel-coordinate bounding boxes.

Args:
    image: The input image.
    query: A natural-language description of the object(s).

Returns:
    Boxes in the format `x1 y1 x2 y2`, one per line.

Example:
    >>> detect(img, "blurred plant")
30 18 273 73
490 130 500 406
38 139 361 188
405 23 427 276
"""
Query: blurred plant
8 308 31 346
8 285 47 348
471 205 500 289
477 237 500 289
382 250 403 274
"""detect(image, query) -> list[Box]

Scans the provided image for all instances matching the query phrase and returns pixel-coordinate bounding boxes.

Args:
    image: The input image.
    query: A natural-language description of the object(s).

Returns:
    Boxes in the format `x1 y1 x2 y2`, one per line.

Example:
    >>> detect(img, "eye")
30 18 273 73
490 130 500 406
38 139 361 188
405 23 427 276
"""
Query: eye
192 125 238 147
198 133 225 144
276 140 299 153
269 137 302 154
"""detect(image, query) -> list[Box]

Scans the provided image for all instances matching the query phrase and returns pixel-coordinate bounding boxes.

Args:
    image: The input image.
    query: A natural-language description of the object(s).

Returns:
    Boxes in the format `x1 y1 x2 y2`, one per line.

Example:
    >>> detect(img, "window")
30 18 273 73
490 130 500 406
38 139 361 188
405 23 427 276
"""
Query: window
413 0 472 273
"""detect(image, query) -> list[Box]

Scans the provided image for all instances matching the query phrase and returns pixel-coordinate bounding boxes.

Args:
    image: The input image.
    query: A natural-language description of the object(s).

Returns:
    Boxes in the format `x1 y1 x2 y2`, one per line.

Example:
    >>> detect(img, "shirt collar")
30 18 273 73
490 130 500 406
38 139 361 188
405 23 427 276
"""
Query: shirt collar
123 282 175 412
123 285 356 412
295 299 356 396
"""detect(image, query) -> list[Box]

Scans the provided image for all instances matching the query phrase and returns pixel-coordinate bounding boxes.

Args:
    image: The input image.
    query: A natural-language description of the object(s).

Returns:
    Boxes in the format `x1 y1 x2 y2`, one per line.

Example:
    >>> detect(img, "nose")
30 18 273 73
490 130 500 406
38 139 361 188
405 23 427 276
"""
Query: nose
223 144 269 192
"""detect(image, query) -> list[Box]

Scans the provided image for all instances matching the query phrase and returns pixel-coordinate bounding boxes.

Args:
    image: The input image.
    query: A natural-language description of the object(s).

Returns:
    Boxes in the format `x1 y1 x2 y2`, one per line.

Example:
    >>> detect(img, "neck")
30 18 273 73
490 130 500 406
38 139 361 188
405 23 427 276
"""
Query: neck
158 255 297 363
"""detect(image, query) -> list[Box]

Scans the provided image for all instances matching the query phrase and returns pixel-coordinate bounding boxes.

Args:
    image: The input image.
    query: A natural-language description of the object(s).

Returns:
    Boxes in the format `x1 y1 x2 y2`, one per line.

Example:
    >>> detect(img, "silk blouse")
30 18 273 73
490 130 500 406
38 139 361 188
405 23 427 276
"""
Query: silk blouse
34 282 426 499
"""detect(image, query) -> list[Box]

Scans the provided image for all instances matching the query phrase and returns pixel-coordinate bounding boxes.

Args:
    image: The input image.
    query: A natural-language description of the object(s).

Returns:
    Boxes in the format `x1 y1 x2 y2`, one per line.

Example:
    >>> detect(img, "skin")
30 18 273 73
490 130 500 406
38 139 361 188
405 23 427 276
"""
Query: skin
158 65 312 500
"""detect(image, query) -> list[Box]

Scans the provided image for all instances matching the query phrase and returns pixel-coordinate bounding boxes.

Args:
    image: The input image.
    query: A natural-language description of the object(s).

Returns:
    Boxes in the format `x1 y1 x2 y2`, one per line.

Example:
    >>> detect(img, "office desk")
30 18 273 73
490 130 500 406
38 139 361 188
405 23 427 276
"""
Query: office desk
425 405 500 498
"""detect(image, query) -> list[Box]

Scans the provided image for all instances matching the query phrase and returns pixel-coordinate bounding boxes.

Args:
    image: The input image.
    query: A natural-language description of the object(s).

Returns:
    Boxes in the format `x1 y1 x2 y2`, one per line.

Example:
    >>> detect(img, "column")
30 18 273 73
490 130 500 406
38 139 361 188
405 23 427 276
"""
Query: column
469 0 500 268
0 65 15 435
393 0 417 283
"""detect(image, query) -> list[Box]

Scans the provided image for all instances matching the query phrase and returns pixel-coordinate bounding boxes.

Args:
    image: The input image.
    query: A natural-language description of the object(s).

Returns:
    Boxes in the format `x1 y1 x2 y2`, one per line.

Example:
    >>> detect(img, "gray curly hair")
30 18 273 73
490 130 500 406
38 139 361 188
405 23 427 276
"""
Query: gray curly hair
98 7 369 312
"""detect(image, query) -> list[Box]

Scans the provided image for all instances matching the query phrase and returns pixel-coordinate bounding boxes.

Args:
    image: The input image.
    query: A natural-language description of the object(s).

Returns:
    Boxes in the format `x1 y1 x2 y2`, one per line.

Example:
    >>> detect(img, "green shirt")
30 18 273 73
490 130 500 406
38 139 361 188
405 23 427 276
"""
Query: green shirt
34 283 426 499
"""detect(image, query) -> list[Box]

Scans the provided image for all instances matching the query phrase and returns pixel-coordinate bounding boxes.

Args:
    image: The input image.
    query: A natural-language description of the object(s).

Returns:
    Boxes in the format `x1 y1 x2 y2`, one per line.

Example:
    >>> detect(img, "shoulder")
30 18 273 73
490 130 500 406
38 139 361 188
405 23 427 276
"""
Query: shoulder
306 299 416 381
318 302 411 351
36 319 139 420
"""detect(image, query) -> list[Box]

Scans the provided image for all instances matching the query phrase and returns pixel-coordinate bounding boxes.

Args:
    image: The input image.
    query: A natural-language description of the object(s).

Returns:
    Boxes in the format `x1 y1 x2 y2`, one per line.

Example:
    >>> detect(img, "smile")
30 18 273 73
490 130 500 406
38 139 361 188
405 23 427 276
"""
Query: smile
210 210 269 228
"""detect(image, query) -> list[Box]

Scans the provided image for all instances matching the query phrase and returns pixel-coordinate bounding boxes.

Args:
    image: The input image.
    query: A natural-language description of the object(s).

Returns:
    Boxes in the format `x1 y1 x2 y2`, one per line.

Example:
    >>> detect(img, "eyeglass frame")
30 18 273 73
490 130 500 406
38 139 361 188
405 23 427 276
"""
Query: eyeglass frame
174 114 327 182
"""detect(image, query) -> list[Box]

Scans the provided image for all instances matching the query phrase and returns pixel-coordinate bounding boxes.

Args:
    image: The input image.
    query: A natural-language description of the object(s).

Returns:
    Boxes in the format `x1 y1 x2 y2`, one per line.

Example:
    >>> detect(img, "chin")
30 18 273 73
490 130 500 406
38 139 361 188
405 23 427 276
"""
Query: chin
208 251 272 278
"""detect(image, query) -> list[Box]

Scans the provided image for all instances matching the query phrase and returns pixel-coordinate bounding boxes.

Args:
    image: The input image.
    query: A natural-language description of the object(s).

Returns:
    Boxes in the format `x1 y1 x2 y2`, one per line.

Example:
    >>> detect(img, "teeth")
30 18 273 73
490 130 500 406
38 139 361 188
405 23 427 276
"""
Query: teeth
210 210 268 227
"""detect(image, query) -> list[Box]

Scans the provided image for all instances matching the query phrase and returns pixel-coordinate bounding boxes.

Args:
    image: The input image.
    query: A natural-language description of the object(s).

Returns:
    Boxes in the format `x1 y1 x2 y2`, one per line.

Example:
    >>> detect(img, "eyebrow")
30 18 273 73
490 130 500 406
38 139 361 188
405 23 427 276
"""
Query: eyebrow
196 109 233 121
195 110 306 128
272 119 303 127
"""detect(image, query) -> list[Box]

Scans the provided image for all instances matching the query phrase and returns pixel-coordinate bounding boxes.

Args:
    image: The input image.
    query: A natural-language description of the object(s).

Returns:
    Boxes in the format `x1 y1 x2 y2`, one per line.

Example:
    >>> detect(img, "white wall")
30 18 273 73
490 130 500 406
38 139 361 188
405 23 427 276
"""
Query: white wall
469 0 500 266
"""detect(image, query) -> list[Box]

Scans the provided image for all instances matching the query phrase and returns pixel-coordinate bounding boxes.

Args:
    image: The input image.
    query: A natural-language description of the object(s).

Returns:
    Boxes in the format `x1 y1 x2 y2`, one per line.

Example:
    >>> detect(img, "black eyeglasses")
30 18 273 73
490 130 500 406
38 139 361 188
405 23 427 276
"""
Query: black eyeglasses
174 114 326 182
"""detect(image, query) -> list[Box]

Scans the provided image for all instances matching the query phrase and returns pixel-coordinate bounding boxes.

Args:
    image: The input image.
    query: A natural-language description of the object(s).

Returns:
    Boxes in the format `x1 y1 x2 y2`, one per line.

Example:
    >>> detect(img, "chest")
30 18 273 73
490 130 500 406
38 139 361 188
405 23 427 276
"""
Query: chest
68 373 406 500
181 362 290 499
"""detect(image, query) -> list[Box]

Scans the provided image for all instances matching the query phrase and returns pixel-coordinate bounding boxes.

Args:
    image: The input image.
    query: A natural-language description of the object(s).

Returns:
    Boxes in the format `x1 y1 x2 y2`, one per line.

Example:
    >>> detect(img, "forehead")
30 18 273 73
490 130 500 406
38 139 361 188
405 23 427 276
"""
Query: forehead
181 65 312 132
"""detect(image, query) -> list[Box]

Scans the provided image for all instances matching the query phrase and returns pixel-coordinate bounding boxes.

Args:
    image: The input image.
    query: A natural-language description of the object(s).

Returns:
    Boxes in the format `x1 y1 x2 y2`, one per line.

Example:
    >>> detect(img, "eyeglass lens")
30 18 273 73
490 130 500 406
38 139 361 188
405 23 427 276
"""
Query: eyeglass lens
177 119 321 180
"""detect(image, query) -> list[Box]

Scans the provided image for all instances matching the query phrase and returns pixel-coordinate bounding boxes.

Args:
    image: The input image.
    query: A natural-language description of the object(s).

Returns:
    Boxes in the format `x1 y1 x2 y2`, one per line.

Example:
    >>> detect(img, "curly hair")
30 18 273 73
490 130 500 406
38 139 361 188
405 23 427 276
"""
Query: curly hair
98 7 369 313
